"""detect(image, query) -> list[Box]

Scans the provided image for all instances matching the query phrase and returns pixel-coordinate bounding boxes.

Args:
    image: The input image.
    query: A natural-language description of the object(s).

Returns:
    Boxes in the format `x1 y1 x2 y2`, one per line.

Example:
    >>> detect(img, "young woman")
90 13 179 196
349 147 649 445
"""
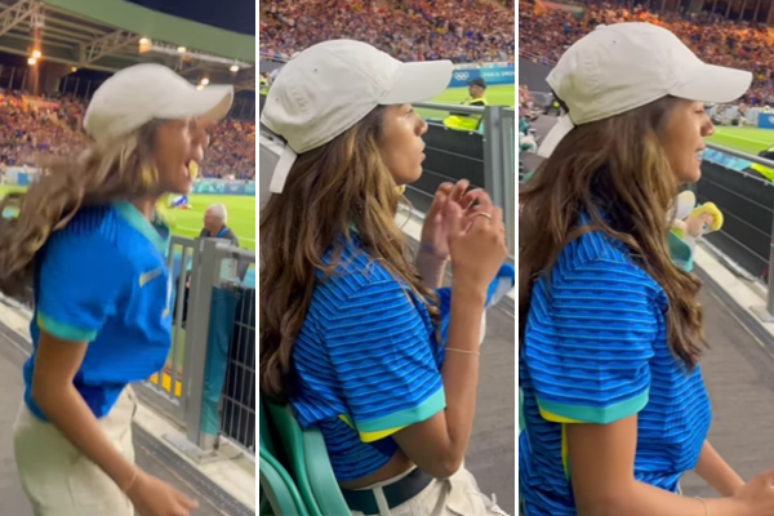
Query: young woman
518 22 774 516
260 40 509 515
0 63 233 516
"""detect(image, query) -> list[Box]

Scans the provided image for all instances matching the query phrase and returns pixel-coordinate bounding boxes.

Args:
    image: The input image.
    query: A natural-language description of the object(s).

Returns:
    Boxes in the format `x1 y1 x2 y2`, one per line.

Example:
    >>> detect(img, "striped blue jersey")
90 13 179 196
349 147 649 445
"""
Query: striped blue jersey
291 237 446 481
25 202 172 420
519 229 711 515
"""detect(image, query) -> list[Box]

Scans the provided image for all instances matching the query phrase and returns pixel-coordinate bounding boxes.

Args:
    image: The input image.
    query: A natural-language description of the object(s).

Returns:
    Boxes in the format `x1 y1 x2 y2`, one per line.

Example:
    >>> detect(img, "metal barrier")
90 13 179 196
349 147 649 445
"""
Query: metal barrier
413 102 517 257
136 236 196 425
697 144 774 322
137 236 257 461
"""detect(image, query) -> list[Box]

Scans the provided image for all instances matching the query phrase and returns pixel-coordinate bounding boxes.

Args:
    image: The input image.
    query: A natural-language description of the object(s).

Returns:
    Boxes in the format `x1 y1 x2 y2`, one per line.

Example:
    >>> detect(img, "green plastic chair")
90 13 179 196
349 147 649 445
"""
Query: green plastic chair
259 399 309 516
267 403 350 516
259 448 309 516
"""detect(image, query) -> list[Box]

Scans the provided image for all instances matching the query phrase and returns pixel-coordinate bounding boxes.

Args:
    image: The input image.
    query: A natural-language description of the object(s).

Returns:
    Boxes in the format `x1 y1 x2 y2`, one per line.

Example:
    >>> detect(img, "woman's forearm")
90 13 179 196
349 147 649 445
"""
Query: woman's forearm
440 280 486 461
33 382 137 491
416 251 447 289
694 440 745 497
579 480 747 516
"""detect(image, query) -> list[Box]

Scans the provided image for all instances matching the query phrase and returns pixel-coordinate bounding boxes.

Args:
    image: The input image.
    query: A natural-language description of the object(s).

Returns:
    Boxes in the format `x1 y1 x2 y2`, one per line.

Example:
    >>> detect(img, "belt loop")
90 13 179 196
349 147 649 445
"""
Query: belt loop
374 486 391 516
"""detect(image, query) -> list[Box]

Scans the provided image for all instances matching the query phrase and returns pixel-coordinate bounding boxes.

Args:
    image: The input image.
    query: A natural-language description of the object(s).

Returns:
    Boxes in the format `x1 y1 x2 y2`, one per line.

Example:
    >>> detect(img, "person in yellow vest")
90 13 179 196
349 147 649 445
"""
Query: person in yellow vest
443 77 488 132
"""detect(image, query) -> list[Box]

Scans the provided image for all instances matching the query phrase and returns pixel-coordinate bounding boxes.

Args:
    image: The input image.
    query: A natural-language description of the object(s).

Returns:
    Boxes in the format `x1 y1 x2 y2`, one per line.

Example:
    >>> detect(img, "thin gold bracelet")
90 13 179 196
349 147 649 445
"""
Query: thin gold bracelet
696 497 710 516
446 347 480 356
122 466 139 494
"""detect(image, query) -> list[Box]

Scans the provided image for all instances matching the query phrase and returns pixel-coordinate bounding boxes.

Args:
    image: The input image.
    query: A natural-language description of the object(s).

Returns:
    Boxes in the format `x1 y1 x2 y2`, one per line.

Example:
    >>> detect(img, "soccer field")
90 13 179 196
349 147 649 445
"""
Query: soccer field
415 84 516 120
0 186 256 251
707 126 774 156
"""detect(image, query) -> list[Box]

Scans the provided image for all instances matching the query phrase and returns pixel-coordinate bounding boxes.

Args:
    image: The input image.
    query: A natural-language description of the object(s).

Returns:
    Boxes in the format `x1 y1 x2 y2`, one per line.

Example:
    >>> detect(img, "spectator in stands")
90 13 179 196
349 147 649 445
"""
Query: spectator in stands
0 83 254 180
260 0 514 63
517 23 774 516
0 63 233 516
200 203 239 247
518 0 774 105
260 39 508 515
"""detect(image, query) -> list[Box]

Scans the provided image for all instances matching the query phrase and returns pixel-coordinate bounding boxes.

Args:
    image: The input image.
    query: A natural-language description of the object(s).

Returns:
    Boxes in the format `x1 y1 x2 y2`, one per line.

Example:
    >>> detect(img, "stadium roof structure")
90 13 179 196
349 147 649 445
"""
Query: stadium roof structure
0 0 255 90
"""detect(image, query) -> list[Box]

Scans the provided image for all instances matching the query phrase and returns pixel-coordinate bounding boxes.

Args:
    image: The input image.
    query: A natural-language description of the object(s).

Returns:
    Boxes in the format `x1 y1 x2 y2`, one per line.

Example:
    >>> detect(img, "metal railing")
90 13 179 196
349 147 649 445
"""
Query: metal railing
697 143 774 322
412 102 517 258
135 236 257 461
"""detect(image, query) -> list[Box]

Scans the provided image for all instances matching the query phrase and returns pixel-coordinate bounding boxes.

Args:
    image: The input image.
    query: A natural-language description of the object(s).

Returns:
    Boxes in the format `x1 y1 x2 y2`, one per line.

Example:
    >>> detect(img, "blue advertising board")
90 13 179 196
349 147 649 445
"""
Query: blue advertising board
192 180 255 196
759 112 774 130
449 64 515 88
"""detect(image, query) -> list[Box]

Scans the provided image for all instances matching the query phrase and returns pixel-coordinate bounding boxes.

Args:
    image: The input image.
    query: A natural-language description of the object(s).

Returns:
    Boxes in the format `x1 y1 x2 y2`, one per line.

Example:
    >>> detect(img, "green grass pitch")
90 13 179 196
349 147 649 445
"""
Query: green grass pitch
0 186 256 251
707 126 774 156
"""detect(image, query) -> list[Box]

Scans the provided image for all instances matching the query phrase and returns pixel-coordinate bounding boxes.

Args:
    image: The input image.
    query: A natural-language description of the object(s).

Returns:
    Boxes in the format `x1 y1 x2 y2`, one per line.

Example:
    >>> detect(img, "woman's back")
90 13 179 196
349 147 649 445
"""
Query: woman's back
519 228 712 515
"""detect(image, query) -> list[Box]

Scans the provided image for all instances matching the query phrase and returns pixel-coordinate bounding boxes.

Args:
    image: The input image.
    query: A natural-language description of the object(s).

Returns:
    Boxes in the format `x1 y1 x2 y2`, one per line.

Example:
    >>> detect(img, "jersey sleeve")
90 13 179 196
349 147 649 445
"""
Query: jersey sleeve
525 258 655 425
326 279 445 443
36 233 128 343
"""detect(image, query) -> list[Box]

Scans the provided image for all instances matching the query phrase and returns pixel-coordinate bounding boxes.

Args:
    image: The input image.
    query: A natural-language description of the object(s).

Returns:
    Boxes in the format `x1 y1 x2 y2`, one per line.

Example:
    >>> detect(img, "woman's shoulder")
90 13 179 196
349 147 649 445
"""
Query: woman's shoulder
46 205 120 251
552 229 661 296
53 205 117 240
317 240 399 296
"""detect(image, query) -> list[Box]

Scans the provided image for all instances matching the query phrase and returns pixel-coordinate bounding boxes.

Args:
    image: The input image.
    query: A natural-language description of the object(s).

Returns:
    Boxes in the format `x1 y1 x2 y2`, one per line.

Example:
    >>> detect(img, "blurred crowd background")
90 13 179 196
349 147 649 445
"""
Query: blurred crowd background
0 88 255 180
259 0 515 63
519 0 774 106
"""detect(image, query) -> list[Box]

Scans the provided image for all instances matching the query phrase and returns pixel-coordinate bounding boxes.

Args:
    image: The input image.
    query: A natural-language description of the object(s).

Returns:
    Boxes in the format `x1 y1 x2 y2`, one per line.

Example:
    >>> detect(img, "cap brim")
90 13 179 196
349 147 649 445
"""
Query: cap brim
537 114 574 159
380 60 453 105
161 84 234 122
670 64 752 104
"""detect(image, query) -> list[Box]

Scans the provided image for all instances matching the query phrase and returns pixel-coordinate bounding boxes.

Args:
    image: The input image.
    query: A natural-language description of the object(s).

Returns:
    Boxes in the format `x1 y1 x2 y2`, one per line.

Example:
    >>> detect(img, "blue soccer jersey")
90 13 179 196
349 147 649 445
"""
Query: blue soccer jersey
519 228 712 515
25 201 173 420
291 237 447 481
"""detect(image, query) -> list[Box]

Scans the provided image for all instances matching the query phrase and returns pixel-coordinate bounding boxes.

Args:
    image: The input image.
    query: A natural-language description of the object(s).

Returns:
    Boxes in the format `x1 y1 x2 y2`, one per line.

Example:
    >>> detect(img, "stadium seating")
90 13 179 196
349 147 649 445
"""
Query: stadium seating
259 400 309 516
266 403 351 516
260 0 514 63
0 89 255 179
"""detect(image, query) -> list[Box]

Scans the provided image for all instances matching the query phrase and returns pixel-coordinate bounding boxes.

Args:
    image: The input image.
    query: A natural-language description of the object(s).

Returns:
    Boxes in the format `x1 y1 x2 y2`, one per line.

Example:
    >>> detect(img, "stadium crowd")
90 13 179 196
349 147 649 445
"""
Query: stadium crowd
519 0 774 105
260 0 514 63
0 87 256 179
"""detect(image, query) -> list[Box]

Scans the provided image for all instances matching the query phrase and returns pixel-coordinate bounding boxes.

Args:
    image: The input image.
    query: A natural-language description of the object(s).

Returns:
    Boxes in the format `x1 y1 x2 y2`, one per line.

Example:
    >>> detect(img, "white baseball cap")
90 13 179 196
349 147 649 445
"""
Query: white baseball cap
537 22 752 158
84 63 234 145
261 39 453 193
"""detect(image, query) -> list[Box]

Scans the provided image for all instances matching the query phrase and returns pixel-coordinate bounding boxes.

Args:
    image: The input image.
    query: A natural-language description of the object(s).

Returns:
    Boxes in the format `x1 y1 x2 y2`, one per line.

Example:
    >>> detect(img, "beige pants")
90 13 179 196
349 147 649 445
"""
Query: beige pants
13 388 137 516
350 466 510 516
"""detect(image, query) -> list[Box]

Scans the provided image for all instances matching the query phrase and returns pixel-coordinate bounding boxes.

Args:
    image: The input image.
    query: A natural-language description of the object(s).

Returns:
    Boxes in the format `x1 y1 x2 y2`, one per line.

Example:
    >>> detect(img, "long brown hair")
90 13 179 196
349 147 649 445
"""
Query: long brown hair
260 107 439 402
519 97 706 368
0 122 161 302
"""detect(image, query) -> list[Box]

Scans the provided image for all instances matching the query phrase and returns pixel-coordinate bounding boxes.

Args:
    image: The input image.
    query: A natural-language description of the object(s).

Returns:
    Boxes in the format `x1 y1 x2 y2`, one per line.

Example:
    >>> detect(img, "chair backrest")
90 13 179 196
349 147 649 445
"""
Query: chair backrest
267 403 350 516
259 448 309 516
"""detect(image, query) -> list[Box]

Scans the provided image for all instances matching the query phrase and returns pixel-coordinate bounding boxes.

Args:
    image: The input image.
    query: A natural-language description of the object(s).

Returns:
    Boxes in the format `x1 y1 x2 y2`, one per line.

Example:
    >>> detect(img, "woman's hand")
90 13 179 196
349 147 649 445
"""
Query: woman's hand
446 199 507 296
128 470 199 516
420 180 497 261
731 469 774 516
420 180 471 261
